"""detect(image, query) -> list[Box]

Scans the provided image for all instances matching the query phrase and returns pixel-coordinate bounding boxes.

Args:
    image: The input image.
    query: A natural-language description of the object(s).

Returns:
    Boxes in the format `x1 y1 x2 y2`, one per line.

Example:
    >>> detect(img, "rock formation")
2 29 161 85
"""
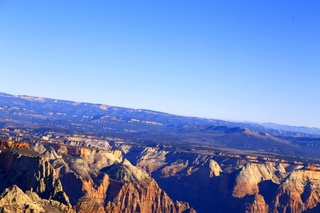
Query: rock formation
3 92 320 213
120 144 320 213
0 185 73 213
25 141 196 212
0 149 71 207
103 159 195 213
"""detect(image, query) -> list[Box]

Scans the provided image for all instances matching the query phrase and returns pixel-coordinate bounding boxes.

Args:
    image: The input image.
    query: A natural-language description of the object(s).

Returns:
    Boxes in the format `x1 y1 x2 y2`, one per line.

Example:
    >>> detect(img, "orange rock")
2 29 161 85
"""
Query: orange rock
0 140 30 149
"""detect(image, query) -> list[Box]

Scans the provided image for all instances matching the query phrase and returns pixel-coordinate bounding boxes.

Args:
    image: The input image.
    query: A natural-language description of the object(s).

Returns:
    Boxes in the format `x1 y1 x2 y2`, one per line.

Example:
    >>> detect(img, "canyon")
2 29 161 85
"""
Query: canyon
0 92 320 212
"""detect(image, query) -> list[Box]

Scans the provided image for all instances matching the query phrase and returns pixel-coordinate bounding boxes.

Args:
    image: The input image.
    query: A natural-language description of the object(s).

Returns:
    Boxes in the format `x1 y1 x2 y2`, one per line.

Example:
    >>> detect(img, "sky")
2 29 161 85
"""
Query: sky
0 1 319 128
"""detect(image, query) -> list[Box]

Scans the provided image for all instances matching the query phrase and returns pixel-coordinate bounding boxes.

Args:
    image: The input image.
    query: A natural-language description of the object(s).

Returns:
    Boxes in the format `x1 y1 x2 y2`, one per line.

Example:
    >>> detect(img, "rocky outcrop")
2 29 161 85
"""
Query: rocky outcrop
107 159 151 182
43 145 121 208
4 139 320 213
104 179 195 213
232 162 283 198
33 143 196 213
272 169 320 212
250 194 268 213
136 147 169 173
73 159 196 213
75 174 110 213
0 149 71 207
0 185 73 213
0 140 30 149
121 145 320 213
209 159 222 177
103 159 195 213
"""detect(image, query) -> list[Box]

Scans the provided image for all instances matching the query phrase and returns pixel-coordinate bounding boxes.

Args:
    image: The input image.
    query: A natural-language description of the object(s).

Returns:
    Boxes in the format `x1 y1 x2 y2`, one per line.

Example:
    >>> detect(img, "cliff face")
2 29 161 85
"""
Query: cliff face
0 185 73 213
31 142 196 213
7 138 320 213
231 163 320 213
120 144 320 213
0 149 71 207
71 158 195 213
103 159 195 213
104 179 194 213
0 140 30 149
232 162 283 198
272 170 320 212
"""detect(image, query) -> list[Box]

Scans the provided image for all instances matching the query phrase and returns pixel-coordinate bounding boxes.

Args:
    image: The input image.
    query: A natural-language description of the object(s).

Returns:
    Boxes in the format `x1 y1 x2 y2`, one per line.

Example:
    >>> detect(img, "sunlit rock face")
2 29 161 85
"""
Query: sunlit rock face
121 145 320 213
72 158 195 213
0 141 196 213
3 137 320 213
272 170 320 213
0 149 71 207
27 142 196 213
4 139 319 213
232 162 283 198
0 185 74 213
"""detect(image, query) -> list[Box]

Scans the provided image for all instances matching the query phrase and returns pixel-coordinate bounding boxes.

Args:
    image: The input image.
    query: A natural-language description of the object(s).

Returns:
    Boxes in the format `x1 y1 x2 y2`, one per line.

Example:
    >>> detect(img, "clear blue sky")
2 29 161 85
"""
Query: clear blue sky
0 1 319 127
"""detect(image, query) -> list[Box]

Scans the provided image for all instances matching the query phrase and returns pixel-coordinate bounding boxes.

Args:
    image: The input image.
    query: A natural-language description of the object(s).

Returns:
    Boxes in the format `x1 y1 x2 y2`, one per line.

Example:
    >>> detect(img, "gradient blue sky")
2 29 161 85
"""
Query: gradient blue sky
0 1 319 127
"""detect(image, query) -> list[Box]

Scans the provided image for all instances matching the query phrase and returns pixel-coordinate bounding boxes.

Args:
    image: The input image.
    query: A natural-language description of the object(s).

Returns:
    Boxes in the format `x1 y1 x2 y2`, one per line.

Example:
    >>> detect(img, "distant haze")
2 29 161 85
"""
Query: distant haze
0 1 319 128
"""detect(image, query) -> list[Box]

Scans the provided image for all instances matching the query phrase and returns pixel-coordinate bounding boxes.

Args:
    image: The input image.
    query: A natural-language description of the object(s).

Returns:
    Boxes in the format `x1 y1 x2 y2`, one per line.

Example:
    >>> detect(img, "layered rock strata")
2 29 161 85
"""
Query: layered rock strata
120 144 320 213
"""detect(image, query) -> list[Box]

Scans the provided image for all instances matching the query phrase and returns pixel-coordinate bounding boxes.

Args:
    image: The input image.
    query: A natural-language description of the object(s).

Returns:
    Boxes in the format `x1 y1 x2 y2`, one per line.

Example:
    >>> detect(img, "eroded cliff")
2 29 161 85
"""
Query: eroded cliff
120 144 320 213
31 142 196 213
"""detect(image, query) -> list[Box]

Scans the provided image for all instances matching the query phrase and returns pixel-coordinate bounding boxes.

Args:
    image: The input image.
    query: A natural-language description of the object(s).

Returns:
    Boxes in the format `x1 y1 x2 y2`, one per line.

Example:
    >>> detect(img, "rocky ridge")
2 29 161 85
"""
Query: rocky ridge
119 143 320 213
0 185 73 213
0 140 196 213
0 150 71 206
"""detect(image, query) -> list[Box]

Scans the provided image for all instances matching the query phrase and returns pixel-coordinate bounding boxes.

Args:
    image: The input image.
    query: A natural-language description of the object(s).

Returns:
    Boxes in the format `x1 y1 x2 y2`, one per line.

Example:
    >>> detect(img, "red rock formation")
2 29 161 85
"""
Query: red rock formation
0 185 73 213
104 179 195 213
123 146 320 213
0 149 73 212
272 170 320 212
75 175 110 213
39 144 195 213
249 194 268 213
0 140 30 149
73 159 196 213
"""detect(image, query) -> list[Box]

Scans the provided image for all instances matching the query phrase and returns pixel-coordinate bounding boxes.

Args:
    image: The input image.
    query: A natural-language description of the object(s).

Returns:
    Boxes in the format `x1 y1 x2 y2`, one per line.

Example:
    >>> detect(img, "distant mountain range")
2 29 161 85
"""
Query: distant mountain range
1 91 320 161
0 92 319 136
260 122 320 135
